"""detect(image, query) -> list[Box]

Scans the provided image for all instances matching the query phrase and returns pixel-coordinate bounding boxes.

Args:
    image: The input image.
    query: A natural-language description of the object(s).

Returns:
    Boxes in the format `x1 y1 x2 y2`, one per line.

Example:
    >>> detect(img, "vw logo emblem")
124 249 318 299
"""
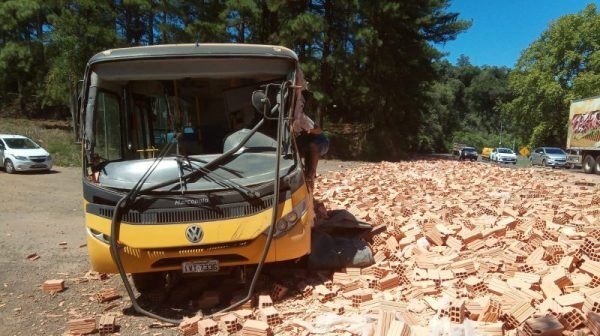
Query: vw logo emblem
185 225 203 243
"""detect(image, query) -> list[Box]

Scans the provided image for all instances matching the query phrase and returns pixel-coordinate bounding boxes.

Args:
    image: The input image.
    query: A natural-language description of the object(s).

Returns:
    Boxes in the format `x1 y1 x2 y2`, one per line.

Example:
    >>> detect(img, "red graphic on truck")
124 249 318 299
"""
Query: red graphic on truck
571 110 600 140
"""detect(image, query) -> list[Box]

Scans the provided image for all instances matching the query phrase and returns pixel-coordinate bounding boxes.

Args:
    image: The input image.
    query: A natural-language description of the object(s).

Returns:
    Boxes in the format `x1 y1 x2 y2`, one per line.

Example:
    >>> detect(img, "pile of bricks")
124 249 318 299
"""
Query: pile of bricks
175 297 280 335
288 160 600 335
140 161 600 335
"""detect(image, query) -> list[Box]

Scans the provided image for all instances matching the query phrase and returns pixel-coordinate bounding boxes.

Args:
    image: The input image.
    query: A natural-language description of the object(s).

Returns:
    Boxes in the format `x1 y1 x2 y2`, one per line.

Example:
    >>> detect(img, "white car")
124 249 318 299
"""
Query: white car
491 147 517 164
0 134 53 173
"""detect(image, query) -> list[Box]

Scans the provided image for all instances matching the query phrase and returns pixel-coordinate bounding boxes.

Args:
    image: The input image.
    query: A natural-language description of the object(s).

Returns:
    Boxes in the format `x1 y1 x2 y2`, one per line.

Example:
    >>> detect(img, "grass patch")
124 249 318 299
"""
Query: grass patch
0 118 80 167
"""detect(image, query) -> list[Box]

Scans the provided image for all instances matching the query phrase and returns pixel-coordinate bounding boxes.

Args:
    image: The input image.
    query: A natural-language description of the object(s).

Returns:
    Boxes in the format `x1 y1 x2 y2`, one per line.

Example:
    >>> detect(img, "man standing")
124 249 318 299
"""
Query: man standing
293 91 329 191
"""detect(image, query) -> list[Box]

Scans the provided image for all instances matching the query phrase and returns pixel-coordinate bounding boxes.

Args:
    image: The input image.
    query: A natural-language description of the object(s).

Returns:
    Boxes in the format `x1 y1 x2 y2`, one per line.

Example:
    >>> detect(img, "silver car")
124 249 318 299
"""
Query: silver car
0 134 53 173
530 147 567 168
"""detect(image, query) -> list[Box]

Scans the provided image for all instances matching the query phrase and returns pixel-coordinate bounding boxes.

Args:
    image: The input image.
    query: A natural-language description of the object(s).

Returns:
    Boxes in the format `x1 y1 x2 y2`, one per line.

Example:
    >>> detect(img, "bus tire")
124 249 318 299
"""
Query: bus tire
132 272 166 294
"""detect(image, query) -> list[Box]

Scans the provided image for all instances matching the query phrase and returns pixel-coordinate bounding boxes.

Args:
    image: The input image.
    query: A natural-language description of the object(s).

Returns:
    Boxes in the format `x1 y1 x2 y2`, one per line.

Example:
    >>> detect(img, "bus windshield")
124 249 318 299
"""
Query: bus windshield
92 78 286 163
87 75 296 192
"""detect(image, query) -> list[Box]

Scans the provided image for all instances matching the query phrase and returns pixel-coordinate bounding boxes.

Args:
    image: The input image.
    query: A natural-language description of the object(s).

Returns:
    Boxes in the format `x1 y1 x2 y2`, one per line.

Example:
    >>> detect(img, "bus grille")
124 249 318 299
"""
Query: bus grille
88 197 274 224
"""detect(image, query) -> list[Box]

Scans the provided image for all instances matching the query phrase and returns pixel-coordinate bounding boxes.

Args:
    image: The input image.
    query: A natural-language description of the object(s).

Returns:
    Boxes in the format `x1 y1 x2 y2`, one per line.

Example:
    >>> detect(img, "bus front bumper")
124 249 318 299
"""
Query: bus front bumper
86 214 311 274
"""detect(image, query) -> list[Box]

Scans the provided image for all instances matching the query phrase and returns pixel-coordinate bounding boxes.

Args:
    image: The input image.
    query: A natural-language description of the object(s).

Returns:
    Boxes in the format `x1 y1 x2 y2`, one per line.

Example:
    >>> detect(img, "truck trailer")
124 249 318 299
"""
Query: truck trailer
566 95 600 174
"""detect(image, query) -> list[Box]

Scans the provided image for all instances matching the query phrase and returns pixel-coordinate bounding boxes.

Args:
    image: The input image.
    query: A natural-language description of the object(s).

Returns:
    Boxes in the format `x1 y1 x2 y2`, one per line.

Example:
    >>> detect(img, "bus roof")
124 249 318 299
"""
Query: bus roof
89 43 298 65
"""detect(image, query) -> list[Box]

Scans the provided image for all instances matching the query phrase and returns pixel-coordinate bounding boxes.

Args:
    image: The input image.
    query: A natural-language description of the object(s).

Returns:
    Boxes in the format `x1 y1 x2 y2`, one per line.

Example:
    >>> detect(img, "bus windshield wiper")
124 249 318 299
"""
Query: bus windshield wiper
176 156 260 198
141 118 265 193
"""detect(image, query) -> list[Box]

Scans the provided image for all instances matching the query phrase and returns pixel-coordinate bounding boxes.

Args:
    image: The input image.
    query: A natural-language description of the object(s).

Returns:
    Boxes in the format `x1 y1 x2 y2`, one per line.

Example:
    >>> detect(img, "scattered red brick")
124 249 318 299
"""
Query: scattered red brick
26 253 39 261
98 314 117 335
42 279 65 293
241 319 271 336
197 318 218 336
178 315 201 336
94 288 121 303
67 317 96 335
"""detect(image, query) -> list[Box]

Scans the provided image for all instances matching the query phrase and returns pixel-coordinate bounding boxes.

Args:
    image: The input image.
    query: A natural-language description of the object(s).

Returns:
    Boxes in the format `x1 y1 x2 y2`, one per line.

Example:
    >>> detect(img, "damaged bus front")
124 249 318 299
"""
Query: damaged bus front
78 45 313 317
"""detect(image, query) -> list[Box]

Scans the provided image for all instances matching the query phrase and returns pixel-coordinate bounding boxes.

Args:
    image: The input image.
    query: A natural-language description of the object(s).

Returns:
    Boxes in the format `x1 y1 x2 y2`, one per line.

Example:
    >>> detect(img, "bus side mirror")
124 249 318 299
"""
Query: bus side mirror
252 90 271 115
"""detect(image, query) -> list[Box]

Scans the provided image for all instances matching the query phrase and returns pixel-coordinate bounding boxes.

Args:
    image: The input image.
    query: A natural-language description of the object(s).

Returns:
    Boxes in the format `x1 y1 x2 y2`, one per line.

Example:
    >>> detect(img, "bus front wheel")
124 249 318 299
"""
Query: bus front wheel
132 272 167 294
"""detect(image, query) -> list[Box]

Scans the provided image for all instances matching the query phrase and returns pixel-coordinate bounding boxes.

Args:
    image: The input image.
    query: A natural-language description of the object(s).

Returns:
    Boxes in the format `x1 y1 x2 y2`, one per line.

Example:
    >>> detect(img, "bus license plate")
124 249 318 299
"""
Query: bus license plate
182 260 219 273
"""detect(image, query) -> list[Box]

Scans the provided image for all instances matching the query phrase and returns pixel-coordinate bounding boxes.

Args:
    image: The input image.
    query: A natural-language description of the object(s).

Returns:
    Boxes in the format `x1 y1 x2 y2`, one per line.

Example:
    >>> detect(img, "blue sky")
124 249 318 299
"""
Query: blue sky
438 0 599 67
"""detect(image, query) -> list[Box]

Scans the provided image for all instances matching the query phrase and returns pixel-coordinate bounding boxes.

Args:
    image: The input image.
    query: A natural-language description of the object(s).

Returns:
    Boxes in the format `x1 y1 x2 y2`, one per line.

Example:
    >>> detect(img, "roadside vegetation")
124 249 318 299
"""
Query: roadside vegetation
0 1 598 159
503 4 600 149
0 118 80 167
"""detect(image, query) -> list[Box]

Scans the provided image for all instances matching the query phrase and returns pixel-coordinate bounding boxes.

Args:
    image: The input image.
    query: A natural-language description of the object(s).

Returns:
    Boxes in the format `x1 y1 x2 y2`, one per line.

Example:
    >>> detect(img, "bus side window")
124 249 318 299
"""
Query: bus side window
95 91 122 161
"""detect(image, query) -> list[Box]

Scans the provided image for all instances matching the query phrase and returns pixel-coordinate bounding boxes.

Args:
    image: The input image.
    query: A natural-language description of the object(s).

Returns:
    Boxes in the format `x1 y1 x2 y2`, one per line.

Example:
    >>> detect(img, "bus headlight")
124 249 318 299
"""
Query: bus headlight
265 200 308 238
87 228 111 244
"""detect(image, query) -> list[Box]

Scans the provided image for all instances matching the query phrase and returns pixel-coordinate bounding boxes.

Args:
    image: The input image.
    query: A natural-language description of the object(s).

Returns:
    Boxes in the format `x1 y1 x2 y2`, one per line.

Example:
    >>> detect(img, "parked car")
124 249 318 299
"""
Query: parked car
530 147 567 168
481 147 493 160
0 134 53 173
566 148 583 169
491 147 517 164
459 147 478 161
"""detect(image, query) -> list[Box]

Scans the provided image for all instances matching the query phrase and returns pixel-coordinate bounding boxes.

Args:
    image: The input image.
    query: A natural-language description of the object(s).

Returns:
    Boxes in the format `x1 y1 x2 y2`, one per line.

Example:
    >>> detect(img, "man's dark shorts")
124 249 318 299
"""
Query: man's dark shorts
297 133 329 155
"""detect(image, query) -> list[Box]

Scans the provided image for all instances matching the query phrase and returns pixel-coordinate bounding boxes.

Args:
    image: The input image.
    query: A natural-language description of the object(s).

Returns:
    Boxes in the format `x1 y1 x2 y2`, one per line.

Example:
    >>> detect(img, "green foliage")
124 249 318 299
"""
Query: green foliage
0 0 48 116
45 0 118 107
504 4 600 147
421 57 513 153
221 0 260 42
0 0 470 160
528 122 554 149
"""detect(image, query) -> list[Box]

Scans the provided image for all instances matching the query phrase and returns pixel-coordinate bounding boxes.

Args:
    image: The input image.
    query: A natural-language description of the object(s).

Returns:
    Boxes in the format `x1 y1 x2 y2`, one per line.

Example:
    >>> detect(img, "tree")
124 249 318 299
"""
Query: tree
181 1 227 43
221 0 260 43
115 0 154 45
0 0 49 116
345 1 471 158
419 55 514 153
45 0 118 123
503 4 600 147
464 66 511 132
0 0 472 160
